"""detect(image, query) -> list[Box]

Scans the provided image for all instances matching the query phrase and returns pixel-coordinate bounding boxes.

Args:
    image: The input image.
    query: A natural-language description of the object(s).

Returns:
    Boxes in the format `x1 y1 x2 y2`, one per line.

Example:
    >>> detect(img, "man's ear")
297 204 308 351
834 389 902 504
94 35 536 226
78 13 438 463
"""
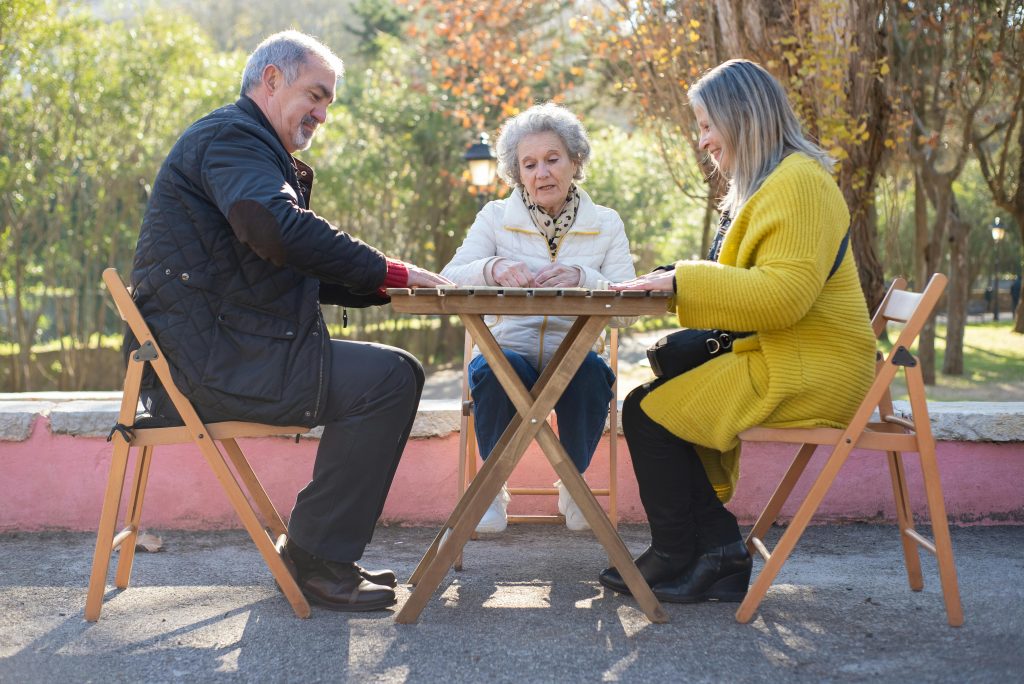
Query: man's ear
261 64 281 93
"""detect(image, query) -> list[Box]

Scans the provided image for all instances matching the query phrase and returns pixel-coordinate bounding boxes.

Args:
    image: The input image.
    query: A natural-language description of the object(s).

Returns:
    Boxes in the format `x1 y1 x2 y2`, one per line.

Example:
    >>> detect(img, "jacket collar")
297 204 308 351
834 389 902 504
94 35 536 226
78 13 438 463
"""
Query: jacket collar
235 95 316 202
236 95 281 145
502 186 599 232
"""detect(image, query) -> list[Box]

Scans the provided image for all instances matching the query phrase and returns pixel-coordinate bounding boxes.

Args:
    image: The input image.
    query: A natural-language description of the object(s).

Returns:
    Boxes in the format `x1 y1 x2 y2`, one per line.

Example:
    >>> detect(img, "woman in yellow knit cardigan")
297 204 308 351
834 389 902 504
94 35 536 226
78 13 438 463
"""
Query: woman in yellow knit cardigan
599 60 876 604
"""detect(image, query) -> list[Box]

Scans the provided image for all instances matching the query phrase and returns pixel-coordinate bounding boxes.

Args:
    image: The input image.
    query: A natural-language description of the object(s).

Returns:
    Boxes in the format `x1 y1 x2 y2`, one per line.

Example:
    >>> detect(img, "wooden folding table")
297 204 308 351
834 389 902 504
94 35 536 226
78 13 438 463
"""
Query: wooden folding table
387 286 673 624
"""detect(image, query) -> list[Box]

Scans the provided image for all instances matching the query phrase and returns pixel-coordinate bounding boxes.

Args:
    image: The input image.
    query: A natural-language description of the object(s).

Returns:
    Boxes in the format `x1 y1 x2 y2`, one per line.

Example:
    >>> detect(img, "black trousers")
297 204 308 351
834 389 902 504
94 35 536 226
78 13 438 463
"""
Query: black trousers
288 339 423 563
623 381 741 558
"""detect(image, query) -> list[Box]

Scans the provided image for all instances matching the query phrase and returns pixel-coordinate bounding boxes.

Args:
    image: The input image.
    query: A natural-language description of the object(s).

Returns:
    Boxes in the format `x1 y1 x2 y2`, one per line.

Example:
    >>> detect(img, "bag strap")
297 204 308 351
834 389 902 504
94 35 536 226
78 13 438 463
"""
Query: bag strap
666 226 851 280
828 229 850 281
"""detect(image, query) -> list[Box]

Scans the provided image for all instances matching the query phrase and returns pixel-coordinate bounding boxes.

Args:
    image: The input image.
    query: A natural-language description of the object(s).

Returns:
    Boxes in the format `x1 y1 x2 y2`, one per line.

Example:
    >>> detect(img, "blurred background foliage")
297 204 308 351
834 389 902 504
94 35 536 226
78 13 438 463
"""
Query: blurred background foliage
0 0 1021 391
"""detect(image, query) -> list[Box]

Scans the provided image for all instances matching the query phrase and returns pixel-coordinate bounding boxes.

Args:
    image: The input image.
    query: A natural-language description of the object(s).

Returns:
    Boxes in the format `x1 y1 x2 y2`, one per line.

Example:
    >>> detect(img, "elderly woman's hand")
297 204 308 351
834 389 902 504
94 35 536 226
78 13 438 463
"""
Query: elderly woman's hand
492 259 535 287
533 263 581 288
609 270 675 291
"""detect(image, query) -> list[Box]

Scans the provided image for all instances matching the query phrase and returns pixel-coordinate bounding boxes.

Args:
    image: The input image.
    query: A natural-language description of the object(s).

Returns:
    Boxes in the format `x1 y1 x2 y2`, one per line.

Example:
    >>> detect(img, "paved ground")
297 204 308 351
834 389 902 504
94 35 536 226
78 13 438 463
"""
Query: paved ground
1 524 1021 683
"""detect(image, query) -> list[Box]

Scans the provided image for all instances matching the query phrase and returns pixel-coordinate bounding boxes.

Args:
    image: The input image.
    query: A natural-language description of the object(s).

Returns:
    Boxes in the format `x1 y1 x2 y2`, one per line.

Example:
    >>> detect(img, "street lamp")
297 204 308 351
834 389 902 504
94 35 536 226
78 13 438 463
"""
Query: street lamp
991 217 1006 321
464 133 498 209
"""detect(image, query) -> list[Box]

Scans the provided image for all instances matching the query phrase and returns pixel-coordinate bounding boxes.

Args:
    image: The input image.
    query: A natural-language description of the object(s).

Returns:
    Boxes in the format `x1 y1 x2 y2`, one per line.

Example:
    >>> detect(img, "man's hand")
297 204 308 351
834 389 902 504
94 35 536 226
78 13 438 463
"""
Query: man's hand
609 270 675 291
533 263 582 288
492 260 535 287
406 264 453 287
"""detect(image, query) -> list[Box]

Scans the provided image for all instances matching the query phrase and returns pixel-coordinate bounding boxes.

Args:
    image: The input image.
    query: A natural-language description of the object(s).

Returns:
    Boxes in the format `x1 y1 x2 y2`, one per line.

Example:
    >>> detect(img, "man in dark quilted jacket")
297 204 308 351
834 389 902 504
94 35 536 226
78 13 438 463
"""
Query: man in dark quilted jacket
129 30 450 612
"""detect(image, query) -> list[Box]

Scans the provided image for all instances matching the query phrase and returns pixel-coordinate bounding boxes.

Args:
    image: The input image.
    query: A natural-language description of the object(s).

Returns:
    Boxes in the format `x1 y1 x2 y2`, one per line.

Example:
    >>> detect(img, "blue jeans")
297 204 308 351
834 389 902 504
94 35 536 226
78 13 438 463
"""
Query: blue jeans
468 350 615 473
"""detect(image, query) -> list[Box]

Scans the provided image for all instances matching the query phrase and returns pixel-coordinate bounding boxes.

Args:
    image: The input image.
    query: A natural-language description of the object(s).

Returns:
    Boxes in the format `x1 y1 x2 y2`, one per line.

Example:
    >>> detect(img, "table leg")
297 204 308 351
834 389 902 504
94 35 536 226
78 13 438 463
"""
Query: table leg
539 429 668 623
397 317 578 624
399 312 667 625
407 411 526 585
480 314 668 624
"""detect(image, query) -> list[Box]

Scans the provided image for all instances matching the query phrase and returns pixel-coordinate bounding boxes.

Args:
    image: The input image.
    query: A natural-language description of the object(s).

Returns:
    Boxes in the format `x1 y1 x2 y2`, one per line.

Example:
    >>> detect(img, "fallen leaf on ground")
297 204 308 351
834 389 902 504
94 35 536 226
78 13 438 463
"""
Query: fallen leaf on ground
134 532 163 553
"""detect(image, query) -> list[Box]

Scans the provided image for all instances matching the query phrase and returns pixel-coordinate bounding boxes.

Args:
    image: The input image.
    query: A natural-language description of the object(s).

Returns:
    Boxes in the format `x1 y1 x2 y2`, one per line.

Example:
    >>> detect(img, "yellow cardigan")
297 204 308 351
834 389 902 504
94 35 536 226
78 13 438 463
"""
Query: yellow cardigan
641 153 876 502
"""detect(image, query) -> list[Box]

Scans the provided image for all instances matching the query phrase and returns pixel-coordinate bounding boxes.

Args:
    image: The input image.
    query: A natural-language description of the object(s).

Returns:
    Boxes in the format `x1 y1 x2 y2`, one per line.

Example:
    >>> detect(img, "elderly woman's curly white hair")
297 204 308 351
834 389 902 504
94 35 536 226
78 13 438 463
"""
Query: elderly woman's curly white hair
495 102 591 188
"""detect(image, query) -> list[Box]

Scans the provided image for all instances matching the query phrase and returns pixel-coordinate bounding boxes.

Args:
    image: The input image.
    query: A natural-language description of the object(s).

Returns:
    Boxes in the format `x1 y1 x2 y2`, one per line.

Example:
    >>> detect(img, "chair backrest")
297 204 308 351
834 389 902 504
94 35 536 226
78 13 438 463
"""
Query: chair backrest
103 267 162 358
871 273 946 343
102 267 209 436
849 273 948 438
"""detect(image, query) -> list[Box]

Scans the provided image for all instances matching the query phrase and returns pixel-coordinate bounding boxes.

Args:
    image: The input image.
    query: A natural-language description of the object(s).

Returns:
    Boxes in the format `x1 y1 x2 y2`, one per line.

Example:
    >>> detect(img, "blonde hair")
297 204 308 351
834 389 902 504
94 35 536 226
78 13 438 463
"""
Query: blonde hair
688 59 834 216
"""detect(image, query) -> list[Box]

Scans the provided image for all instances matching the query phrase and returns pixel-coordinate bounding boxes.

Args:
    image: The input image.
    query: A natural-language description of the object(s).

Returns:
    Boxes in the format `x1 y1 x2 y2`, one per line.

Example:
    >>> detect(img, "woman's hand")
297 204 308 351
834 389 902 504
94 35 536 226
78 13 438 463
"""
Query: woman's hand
609 270 675 291
533 263 581 288
492 259 535 287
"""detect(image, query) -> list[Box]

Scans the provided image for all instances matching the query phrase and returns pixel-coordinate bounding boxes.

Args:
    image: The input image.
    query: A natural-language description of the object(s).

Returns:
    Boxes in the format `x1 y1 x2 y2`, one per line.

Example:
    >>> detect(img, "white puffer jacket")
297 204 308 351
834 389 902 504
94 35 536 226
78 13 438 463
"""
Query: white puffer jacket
441 187 637 370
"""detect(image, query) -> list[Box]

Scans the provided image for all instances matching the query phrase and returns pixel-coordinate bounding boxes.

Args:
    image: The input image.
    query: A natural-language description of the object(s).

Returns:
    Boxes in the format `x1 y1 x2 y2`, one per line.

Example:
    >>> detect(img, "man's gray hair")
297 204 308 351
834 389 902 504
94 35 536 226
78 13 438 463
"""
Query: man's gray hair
239 30 344 97
495 102 591 188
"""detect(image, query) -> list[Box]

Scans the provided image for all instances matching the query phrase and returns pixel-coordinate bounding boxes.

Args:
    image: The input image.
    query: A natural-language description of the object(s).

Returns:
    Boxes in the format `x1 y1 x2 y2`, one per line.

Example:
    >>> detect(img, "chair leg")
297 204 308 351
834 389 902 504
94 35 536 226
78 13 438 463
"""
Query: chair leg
221 438 288 539
114 445 154 589
608 398 618 530
85 439 132 622
918 444 964 626
736 443 854 624
905 364 963 626
192 437 310 618
454 412 473 572
746 443 817 557
887 449 924 591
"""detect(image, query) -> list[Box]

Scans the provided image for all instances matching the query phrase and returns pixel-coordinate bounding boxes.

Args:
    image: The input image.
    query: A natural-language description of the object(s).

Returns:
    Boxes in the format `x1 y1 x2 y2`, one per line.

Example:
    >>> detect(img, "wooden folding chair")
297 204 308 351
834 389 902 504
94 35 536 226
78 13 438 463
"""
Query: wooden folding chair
455 327 619 567
735 273 962 626
85 268 311 621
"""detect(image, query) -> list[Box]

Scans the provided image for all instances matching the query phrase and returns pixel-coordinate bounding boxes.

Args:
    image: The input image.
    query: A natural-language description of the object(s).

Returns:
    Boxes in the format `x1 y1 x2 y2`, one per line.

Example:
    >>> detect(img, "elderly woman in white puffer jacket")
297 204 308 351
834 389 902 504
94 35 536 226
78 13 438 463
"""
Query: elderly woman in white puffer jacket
441 102 637 534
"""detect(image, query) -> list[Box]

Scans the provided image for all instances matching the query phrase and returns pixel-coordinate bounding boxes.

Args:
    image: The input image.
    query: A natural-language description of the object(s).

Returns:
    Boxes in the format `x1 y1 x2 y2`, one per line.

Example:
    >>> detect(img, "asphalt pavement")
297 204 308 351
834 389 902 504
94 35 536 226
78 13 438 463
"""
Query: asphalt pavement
1 523 1022 683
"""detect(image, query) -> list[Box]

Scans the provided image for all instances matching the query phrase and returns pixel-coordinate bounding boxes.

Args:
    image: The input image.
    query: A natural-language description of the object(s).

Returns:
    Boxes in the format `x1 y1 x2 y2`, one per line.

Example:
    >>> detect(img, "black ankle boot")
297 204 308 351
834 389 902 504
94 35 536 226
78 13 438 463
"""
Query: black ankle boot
598 546 693 595
651 540 752 604
286 538 397 588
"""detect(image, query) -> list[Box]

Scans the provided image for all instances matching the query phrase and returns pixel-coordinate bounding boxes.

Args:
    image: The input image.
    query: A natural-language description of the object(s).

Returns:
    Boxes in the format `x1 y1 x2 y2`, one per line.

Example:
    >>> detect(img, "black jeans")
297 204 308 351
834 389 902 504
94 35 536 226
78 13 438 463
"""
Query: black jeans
623 381 741 558
288 339 423 563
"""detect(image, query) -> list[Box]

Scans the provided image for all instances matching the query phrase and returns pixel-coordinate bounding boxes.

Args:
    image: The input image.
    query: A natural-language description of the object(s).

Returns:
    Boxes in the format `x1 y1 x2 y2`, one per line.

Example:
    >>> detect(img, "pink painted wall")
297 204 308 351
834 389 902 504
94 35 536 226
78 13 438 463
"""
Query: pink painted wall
0 416 1021 532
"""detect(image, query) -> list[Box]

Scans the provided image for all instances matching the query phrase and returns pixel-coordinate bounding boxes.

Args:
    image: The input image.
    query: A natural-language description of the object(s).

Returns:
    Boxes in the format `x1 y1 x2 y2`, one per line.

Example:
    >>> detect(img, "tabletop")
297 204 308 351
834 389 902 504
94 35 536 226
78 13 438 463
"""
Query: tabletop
386 286 673 316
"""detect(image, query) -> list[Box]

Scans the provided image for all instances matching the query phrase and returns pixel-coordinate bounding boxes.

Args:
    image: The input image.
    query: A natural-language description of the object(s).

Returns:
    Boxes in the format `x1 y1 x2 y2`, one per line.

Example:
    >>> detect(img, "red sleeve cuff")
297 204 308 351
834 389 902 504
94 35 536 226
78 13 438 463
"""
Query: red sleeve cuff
379 259 409 294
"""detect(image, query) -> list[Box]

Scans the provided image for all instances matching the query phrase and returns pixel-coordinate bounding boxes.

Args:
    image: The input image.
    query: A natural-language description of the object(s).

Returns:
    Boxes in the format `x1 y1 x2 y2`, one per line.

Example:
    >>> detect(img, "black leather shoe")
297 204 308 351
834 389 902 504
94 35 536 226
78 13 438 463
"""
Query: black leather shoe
651 540 752 604
300 559 397 612
598 546 693 595
354 563 398 588
285 538 397 588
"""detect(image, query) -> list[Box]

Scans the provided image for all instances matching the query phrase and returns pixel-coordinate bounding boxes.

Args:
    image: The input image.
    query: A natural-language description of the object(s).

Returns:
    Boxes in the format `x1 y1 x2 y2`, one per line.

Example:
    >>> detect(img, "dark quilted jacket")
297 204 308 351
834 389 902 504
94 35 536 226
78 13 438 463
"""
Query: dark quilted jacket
130 96 390 426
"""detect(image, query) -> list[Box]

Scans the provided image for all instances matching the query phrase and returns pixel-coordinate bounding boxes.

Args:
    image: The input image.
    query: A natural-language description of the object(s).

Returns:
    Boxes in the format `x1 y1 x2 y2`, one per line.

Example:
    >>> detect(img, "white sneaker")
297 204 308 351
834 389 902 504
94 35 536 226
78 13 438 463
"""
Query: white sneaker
475 485 511 534
555 480 590 531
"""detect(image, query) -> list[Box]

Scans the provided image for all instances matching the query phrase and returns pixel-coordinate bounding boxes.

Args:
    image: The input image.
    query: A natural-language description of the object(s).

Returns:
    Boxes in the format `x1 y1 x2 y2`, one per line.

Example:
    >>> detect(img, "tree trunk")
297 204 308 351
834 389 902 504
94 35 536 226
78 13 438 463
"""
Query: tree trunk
1014 221 1024 334
913 169 938 384
942 200 971 375
838 0 891 316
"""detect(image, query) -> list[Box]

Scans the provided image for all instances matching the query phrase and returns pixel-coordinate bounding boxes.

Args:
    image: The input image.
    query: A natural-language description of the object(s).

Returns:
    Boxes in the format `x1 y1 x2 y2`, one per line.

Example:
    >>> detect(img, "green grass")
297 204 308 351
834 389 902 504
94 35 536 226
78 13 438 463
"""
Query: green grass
0 333 124 355
880 320 1024 401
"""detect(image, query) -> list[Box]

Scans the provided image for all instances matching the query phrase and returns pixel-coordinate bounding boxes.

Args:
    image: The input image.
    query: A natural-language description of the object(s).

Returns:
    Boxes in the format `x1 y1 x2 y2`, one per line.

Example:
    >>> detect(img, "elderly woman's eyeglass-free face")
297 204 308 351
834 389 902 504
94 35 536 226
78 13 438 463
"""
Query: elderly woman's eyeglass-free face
518 131 577 216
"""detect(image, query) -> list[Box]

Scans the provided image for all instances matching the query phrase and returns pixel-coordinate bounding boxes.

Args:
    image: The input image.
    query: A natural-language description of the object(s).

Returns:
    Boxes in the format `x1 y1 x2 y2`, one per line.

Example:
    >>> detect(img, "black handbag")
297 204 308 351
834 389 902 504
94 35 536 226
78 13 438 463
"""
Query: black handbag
647 226 850 380
646 328 750 379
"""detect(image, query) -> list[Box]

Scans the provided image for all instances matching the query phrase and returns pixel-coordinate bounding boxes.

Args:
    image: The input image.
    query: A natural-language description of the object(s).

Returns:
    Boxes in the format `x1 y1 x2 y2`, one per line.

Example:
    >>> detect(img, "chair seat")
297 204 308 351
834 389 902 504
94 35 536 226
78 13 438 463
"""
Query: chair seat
129 421 309 446
739 420 919 451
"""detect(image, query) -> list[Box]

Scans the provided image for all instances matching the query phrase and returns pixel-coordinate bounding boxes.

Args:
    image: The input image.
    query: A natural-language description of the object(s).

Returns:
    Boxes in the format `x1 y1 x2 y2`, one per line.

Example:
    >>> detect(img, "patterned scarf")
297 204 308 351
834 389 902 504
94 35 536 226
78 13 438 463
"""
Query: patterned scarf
523 185 581 258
